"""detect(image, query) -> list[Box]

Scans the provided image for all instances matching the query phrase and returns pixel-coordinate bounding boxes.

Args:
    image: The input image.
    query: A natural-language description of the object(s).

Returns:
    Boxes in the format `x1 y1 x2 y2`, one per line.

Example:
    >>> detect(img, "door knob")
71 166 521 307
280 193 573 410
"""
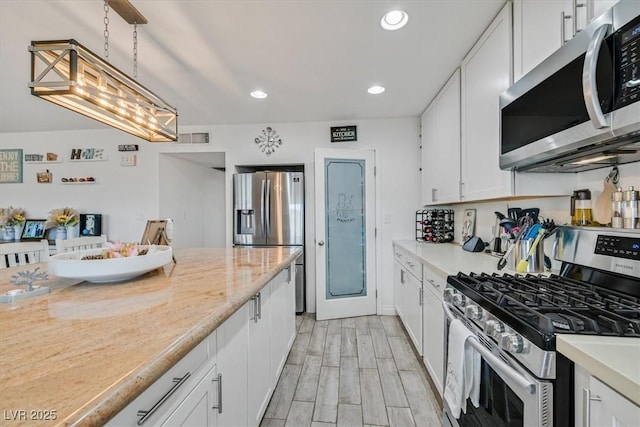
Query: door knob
318 240 325 246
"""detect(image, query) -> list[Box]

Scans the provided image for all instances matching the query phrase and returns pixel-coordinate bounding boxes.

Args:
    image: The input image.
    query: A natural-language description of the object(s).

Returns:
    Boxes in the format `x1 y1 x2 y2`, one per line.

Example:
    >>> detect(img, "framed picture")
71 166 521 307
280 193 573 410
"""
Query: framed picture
21 219 47 240
80 214 102 237
462 209 477 242
141 220 171 245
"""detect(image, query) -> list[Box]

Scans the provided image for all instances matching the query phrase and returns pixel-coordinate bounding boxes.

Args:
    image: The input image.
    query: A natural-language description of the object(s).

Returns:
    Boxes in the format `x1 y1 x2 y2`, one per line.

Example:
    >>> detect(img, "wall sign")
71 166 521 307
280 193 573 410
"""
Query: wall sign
331 126 357 143
0 149 23 183
118 144 139 152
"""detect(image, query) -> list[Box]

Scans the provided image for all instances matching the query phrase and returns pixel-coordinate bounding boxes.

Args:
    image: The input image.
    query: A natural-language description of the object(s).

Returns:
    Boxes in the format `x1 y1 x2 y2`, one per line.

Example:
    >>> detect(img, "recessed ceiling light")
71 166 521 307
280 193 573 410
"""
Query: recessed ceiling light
380 10 408 31
367 85 386 95
250 90 268 99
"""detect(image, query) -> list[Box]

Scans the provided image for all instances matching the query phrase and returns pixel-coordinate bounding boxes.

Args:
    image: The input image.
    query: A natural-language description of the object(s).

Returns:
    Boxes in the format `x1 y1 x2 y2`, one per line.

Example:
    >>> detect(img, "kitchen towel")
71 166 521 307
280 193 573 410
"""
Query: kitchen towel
444 319 481 418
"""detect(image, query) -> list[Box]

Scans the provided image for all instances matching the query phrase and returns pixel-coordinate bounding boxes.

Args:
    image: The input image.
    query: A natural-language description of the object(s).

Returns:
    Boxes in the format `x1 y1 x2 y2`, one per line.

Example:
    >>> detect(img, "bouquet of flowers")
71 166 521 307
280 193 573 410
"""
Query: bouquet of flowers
45 207 79 229
0 206 26 227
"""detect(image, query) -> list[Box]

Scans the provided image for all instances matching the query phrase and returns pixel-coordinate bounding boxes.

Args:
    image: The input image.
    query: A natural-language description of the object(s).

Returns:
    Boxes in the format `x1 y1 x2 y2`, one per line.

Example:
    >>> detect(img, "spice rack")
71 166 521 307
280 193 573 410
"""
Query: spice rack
416 209 455 243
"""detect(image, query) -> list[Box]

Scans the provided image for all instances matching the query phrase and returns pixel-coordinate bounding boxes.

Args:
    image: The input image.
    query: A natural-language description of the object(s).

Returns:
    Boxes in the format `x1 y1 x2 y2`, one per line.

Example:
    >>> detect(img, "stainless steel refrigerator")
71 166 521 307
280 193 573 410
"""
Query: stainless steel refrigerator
233 171 305 312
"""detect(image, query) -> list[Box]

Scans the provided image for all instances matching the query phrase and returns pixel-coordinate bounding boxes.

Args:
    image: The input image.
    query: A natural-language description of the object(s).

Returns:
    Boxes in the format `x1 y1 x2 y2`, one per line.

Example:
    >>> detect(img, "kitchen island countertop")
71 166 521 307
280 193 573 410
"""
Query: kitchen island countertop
0 246 301 426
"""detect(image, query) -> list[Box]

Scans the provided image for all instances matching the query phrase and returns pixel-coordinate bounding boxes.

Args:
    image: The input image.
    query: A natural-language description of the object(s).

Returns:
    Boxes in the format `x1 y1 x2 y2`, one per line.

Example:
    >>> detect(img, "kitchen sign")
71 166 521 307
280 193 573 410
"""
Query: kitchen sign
331 126 357 143
0 149 23 183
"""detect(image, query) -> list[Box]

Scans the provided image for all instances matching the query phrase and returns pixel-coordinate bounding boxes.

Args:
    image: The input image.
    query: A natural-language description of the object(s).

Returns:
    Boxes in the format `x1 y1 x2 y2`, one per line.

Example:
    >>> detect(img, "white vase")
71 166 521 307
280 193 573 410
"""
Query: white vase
66 225 78 239
14 224 23 241
56 226 67 240
2 226 15 241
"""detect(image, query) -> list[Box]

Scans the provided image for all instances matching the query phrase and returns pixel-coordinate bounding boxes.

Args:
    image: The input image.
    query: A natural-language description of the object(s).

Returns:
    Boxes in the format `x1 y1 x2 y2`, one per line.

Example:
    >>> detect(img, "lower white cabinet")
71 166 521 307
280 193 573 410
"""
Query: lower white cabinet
585 377 640 427
270 266 296 385
248 281 272 426
216 301 250 427
108 261 297 427
106 333 215 427
393 246 423 357
421 267 445 396
160 363 219 427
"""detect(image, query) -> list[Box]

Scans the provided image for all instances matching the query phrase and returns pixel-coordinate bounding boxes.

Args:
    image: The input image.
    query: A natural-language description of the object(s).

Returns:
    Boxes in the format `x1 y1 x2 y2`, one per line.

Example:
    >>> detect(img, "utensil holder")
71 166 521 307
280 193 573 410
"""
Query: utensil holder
509 238 545 273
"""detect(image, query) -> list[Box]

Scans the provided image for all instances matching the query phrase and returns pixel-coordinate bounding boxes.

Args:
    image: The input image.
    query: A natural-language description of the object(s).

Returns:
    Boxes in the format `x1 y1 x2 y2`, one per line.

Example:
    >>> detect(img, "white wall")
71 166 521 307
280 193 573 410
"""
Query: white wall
0 117 421 314
158 154 226 248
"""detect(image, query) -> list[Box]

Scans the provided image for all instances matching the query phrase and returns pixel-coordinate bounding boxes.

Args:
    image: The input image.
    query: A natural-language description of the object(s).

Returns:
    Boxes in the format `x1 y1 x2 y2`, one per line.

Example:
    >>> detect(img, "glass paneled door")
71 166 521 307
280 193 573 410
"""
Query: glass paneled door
315 148 376 321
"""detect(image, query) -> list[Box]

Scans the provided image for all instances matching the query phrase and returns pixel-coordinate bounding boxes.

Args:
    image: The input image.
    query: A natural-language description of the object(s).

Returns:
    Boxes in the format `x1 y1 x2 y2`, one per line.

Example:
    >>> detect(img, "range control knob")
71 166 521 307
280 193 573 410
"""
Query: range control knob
498 333 526 354
452 293 466 308
443 288 455 301
485 320 505 338
464 305 483 321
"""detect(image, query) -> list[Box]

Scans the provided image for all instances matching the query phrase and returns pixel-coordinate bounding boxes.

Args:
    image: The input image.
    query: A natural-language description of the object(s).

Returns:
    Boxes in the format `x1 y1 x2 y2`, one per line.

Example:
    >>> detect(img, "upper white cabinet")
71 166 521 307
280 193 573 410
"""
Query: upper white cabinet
421 70 461 205
514 0 619 81
460 2 514 201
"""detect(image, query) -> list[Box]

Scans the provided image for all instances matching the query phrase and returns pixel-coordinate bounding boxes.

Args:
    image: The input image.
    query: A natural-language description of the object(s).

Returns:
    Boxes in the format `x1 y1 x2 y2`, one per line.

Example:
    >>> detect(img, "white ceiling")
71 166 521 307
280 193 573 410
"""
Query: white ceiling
0 0 506 134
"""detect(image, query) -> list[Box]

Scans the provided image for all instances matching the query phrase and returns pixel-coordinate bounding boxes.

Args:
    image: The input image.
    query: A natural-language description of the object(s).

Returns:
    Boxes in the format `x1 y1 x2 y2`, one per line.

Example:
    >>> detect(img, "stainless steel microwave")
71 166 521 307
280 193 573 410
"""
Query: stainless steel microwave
500 0 640 173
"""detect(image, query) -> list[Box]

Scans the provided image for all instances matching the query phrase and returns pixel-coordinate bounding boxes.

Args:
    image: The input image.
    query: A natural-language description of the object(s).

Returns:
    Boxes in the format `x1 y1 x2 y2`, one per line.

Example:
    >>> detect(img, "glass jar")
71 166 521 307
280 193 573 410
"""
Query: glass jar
611 187 624 229
623 186 639 229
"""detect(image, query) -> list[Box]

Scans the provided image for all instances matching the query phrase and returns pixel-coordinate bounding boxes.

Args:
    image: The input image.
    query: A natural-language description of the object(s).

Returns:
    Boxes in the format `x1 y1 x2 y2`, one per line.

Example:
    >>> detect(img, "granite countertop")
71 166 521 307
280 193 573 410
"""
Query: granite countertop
393 240 524 277
557 335 640 406
0 246 301 426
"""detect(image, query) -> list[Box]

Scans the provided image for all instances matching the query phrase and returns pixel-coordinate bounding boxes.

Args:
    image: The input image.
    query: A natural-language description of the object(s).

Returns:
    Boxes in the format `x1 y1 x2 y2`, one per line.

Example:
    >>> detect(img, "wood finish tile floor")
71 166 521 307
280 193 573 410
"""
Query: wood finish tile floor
261 314 443 427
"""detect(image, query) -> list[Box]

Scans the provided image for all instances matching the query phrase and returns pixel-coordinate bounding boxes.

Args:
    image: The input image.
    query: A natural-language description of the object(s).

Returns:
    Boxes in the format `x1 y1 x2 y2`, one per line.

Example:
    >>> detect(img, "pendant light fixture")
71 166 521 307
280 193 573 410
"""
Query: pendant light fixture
28 0 178 142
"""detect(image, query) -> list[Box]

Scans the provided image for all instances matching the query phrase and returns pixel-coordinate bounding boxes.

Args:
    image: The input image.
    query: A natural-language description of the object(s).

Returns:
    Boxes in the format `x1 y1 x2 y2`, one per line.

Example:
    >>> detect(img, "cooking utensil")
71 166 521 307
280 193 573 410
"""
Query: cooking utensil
516 227 546 273
497 223 530 270
520 208 540 223
594 166 619 225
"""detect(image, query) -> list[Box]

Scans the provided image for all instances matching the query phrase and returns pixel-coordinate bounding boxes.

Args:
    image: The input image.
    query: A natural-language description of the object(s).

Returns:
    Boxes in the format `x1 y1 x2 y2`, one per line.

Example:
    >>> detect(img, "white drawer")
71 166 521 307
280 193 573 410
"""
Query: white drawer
394 246 422 281
107 332 216 426
423 265 445 298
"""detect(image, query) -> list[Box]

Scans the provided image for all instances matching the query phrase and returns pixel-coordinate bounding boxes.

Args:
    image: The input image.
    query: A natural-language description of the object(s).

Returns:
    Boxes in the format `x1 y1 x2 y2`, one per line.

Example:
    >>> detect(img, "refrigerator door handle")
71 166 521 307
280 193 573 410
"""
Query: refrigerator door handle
265 179 271 237
260 179 266 235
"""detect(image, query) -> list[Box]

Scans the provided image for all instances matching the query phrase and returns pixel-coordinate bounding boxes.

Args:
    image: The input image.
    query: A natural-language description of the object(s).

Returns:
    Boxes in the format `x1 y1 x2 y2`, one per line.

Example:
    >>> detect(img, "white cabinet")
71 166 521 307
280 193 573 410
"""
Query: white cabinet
270 266 296 385
106 334 215 427
585 377 640 427
393 246 423 356
421 101 438 205
248 281 276 426
514 0 619 81
460 2 514 202
216 301 250 427
160 363 219 427
421 69 461 205
421 266 445 397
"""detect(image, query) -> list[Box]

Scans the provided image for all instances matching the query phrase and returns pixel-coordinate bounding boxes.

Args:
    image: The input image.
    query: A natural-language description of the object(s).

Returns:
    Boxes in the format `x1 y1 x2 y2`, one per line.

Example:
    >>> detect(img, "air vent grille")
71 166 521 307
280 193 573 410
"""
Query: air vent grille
177 132 210 144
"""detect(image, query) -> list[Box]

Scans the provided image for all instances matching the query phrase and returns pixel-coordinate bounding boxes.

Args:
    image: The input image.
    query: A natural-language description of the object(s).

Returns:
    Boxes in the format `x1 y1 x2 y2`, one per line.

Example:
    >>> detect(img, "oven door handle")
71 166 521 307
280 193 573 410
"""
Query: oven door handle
442 301 537 395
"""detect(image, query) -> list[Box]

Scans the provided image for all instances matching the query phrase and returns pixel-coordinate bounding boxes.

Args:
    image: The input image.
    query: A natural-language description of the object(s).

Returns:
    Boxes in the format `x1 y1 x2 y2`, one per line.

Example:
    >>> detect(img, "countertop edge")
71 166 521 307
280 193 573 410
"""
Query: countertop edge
66 249 302 427
557 336 640 407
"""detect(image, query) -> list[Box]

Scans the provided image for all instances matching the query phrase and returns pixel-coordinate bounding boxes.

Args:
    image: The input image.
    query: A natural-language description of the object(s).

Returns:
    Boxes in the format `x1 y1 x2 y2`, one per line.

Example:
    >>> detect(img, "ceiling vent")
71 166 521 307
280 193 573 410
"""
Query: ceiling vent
177 132 210 144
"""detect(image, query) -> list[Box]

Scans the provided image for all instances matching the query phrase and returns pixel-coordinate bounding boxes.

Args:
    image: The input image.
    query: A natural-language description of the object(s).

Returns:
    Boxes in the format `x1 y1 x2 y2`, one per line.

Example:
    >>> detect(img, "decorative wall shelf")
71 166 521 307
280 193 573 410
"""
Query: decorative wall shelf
24 160 62 164
66 157 108 162
61 181 97 185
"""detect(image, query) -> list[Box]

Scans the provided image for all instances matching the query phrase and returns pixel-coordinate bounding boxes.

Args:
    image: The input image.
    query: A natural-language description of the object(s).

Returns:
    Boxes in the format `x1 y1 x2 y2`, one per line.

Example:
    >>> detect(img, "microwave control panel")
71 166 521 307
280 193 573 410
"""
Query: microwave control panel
617 16 640 108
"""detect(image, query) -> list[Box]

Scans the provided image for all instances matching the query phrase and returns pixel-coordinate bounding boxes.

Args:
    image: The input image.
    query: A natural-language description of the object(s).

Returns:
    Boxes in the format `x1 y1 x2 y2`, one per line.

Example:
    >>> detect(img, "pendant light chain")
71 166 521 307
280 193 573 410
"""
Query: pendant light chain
133 22 138 78
103 0 110 60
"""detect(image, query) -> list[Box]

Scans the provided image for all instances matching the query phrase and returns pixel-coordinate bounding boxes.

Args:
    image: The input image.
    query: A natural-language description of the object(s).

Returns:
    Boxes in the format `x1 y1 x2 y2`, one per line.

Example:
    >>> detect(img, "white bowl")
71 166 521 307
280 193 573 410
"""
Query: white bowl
48 245 173 283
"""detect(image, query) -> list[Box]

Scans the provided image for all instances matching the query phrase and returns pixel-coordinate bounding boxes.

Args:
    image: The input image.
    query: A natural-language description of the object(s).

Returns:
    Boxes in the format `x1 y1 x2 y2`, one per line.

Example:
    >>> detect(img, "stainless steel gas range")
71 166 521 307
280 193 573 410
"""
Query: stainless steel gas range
442 226 639 427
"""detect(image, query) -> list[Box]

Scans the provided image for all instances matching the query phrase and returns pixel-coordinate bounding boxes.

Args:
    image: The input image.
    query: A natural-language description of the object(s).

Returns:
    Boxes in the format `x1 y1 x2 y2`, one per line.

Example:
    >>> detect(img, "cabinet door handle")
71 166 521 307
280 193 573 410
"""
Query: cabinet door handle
250 295 258 322
561 11 572 45
419 287 424 306
136 372 191 425
400 269 405 285
212 373 223 414
432 188 437 202
287 265 293 283
257 291 262 320
582 388 601 427
573 0 586 36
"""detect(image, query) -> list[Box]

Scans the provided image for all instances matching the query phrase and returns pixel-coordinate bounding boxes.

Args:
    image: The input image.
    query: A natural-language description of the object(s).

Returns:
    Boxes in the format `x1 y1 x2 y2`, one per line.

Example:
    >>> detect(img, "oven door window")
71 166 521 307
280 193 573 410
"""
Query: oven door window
457 359 524 427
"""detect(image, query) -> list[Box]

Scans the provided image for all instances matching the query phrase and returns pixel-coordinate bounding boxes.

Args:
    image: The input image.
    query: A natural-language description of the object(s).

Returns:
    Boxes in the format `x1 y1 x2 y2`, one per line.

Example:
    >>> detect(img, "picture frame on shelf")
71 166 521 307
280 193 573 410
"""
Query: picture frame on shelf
462 209 476 242
21 219 47 241
141 220 170 246
80 214 102 237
